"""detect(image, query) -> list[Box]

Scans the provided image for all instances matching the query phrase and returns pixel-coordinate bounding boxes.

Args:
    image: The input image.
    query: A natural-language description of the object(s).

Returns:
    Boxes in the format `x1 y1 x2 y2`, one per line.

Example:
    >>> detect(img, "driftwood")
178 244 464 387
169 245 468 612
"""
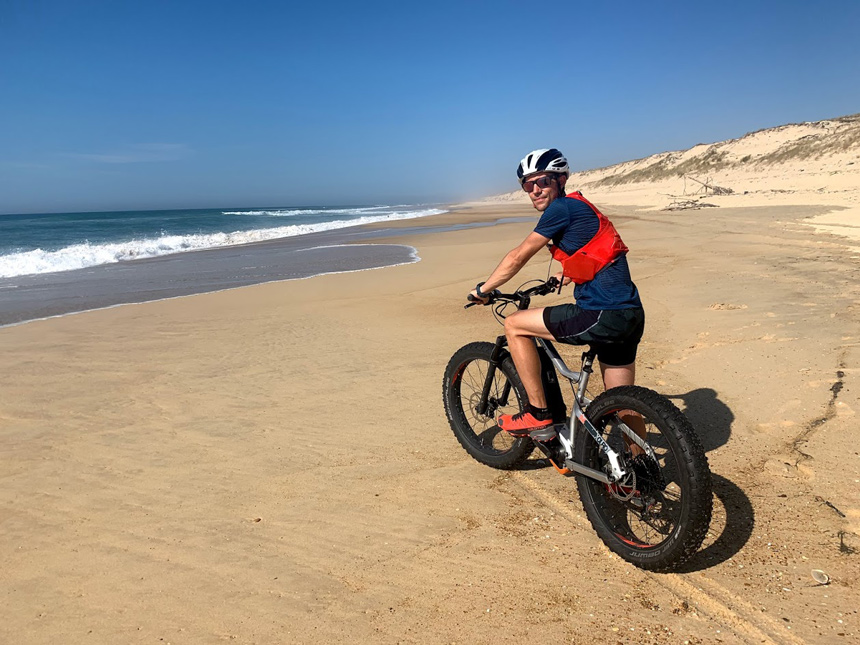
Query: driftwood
661 174 732 210
684 174 733 195
664 197 719 211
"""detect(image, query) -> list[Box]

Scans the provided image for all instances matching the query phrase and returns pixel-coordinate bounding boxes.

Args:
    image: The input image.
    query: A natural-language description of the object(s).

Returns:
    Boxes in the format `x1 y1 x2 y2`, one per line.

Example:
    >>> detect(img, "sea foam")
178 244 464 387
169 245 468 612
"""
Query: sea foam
222 206 392 217
0 208 445 278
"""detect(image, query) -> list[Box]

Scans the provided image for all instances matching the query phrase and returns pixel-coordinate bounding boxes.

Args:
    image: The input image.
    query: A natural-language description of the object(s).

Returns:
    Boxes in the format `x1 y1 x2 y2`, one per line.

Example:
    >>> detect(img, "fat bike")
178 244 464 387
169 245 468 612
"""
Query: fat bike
442 278 712 571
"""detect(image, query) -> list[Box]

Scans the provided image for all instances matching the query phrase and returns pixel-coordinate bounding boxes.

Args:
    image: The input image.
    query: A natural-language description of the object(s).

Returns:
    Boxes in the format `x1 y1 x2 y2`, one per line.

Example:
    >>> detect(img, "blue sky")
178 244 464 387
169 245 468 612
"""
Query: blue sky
1 0 858 214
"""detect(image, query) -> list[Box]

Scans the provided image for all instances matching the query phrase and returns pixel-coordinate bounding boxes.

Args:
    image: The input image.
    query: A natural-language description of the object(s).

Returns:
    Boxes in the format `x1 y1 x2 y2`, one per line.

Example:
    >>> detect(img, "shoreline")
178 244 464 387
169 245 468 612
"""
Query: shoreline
5 192 857 330
0 244 421 330
0 206 533 327
0 241 420 328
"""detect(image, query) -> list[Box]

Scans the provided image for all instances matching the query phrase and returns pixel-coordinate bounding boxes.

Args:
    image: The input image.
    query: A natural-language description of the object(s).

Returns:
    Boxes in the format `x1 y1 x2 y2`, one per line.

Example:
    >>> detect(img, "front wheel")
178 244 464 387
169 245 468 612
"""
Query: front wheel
574 386 712 571
442 342 534 469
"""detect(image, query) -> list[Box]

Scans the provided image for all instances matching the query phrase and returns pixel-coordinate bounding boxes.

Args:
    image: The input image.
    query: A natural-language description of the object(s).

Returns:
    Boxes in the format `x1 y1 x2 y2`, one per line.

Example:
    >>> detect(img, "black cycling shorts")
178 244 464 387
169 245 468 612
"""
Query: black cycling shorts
543 305 645 366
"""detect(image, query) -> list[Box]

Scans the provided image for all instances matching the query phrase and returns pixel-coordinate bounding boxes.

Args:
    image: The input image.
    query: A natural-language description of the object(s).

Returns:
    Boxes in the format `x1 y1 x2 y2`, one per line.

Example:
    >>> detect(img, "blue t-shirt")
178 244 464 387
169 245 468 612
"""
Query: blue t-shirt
534 196 642 310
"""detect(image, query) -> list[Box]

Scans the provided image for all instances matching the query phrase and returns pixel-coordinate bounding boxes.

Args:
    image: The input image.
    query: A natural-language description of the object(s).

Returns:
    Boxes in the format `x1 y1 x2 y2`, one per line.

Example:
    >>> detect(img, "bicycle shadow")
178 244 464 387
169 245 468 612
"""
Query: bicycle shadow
666 387 733 453
519 464 755 568
665 389 755 569
477 427 552 470
672 472 754 572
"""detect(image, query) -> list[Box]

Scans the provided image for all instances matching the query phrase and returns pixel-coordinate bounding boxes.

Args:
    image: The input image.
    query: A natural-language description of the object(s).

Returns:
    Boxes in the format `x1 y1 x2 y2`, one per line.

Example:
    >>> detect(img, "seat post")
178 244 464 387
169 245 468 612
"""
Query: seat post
577 349 598 402
581 349 597 374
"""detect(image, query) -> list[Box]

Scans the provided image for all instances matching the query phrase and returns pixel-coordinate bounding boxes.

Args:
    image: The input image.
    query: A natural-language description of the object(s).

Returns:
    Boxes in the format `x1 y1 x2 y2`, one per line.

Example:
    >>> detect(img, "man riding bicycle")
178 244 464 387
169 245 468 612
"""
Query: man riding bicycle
469 148 644 435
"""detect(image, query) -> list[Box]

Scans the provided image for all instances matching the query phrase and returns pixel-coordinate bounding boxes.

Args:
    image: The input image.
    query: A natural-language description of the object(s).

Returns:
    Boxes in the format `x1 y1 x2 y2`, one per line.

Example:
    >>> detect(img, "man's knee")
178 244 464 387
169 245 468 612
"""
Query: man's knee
505 309 547 338
504 311 525 337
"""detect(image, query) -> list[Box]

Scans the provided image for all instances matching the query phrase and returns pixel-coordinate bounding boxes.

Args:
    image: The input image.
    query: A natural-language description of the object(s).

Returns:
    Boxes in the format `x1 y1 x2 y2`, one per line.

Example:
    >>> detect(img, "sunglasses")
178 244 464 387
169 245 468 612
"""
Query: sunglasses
522 175 556 192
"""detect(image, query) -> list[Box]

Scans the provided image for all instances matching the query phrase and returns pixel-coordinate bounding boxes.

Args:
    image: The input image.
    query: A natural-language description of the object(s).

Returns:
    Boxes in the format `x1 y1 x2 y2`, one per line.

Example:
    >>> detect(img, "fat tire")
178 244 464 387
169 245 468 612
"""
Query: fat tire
443 342 534 469
574 385 712 571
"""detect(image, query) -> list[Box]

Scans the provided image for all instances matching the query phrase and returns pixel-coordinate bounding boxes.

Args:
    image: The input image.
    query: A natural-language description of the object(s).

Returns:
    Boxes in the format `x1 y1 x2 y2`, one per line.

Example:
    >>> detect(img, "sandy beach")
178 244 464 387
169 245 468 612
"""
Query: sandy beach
3 118 860 643
1 200 858 644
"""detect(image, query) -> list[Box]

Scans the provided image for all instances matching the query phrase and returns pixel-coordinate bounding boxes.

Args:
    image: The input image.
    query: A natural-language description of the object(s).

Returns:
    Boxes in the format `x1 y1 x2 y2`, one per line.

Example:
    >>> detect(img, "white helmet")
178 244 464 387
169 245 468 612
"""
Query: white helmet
517 148 569 183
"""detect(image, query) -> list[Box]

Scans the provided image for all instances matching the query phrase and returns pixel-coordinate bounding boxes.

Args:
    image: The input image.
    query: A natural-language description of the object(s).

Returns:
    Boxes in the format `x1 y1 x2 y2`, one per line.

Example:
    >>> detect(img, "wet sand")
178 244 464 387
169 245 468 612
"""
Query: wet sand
0 208 530 327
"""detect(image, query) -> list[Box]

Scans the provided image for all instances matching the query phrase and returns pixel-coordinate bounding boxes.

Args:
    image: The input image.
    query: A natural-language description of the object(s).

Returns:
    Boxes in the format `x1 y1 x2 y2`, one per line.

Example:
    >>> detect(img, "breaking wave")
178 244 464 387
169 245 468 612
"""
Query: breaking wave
0 208 446 278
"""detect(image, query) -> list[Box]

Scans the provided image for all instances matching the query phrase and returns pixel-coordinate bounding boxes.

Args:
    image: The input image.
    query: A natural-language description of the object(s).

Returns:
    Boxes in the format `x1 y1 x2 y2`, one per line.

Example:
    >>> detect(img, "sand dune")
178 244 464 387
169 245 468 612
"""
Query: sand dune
486 114 860 227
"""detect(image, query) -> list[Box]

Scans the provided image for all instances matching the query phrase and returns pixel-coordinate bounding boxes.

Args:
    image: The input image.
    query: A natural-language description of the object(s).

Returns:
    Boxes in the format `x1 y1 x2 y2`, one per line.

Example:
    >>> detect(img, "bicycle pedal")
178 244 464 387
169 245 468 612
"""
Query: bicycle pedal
529 426 558 442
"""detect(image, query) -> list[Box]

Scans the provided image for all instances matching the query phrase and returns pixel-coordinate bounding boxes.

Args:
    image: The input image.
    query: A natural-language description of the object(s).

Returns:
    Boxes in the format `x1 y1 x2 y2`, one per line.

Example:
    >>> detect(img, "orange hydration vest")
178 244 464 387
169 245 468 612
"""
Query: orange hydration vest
548 192 629 284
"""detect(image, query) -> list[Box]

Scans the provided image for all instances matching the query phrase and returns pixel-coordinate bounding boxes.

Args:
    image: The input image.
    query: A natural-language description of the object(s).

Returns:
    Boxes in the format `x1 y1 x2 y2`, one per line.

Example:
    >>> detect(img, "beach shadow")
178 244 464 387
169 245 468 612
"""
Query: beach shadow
673 472 755 572
666 388 734 453
521 457 554 471
475 427 551 470
511 391 753 570
661 391 755 570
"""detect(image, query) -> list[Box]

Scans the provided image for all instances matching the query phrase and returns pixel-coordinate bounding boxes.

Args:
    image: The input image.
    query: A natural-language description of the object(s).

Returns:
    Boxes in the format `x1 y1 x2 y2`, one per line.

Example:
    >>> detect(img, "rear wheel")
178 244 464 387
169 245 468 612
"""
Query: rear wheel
574 386 712 571
443 342 534 469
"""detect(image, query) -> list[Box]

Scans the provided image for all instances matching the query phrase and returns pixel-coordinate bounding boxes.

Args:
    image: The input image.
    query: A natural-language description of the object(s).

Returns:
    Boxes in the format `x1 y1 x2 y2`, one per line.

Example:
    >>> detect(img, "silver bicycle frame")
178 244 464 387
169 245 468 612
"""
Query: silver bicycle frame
536 339 639 483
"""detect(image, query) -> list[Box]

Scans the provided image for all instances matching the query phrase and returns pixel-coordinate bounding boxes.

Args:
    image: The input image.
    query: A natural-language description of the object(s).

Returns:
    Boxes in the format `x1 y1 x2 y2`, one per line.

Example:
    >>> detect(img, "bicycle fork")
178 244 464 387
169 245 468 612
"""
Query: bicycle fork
475 335 512 417
475 334 565 421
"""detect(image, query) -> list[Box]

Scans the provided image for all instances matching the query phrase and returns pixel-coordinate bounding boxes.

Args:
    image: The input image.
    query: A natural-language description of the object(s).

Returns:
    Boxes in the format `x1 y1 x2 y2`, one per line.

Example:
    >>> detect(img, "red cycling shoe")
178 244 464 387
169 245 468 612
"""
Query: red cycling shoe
498 410 553 437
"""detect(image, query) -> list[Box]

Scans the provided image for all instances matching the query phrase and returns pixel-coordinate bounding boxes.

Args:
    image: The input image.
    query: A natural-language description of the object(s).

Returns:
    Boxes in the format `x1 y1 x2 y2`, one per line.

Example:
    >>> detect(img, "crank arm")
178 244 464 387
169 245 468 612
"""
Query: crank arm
563 460 611 484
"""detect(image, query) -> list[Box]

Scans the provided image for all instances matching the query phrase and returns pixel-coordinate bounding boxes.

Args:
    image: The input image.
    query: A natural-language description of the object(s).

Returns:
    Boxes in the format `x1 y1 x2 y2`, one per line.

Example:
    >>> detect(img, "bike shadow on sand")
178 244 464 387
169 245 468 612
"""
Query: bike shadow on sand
667 387 754 571
480 427 556 471
666 387 733 453
673 472 755 572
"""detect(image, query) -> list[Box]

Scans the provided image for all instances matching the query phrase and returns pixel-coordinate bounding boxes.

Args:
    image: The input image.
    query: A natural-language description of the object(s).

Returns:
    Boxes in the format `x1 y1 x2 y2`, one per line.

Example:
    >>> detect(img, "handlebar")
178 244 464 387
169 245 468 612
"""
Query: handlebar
464 277 560 309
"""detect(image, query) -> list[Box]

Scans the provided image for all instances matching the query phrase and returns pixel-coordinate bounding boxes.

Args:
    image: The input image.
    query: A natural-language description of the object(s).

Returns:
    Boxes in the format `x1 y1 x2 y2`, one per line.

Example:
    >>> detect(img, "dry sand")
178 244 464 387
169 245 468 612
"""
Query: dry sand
3 118 860 643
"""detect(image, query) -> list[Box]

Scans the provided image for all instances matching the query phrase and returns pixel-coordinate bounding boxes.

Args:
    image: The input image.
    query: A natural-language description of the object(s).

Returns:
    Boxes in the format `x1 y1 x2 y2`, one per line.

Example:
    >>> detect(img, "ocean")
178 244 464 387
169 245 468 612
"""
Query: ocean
0 204 448 326
0 204 447 279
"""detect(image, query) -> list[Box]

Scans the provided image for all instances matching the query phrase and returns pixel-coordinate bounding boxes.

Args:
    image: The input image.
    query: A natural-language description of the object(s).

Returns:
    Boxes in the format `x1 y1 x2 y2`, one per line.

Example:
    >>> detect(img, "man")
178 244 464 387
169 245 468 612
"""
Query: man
469 148 644 435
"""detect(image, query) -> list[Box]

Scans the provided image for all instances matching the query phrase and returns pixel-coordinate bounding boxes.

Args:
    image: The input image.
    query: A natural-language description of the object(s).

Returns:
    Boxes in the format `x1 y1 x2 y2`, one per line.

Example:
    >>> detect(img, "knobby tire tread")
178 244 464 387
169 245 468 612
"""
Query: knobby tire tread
575 385 712 572
443 342 534 470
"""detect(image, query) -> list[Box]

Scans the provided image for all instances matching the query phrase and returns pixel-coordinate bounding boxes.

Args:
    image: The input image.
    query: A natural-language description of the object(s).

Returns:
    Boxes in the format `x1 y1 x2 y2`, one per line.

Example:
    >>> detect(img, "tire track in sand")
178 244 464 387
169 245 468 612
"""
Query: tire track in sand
510 471 806 645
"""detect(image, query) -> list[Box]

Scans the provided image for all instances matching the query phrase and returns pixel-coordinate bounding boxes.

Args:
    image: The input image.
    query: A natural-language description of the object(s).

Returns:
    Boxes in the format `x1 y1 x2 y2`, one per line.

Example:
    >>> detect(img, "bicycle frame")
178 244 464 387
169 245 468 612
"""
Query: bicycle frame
480 332 654 485
536 338 627 483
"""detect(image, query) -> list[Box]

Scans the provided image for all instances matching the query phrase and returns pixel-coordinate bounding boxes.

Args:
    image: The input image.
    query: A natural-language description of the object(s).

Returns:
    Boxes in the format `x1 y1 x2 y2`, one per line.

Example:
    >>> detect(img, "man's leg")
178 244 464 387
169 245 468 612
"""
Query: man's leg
495 308 559 435
504 308 556 407
599 361 646 455
600 361 635 389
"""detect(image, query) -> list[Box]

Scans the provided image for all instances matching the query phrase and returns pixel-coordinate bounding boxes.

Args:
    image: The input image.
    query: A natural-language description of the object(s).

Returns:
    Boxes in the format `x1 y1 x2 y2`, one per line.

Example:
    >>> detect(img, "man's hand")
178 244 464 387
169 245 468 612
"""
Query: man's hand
553 271 572 286
468 288 489 305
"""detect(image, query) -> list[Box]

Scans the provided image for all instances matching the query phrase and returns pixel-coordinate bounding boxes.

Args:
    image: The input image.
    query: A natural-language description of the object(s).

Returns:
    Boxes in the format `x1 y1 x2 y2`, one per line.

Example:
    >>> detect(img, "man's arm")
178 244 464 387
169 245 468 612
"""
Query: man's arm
471 232 550 300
